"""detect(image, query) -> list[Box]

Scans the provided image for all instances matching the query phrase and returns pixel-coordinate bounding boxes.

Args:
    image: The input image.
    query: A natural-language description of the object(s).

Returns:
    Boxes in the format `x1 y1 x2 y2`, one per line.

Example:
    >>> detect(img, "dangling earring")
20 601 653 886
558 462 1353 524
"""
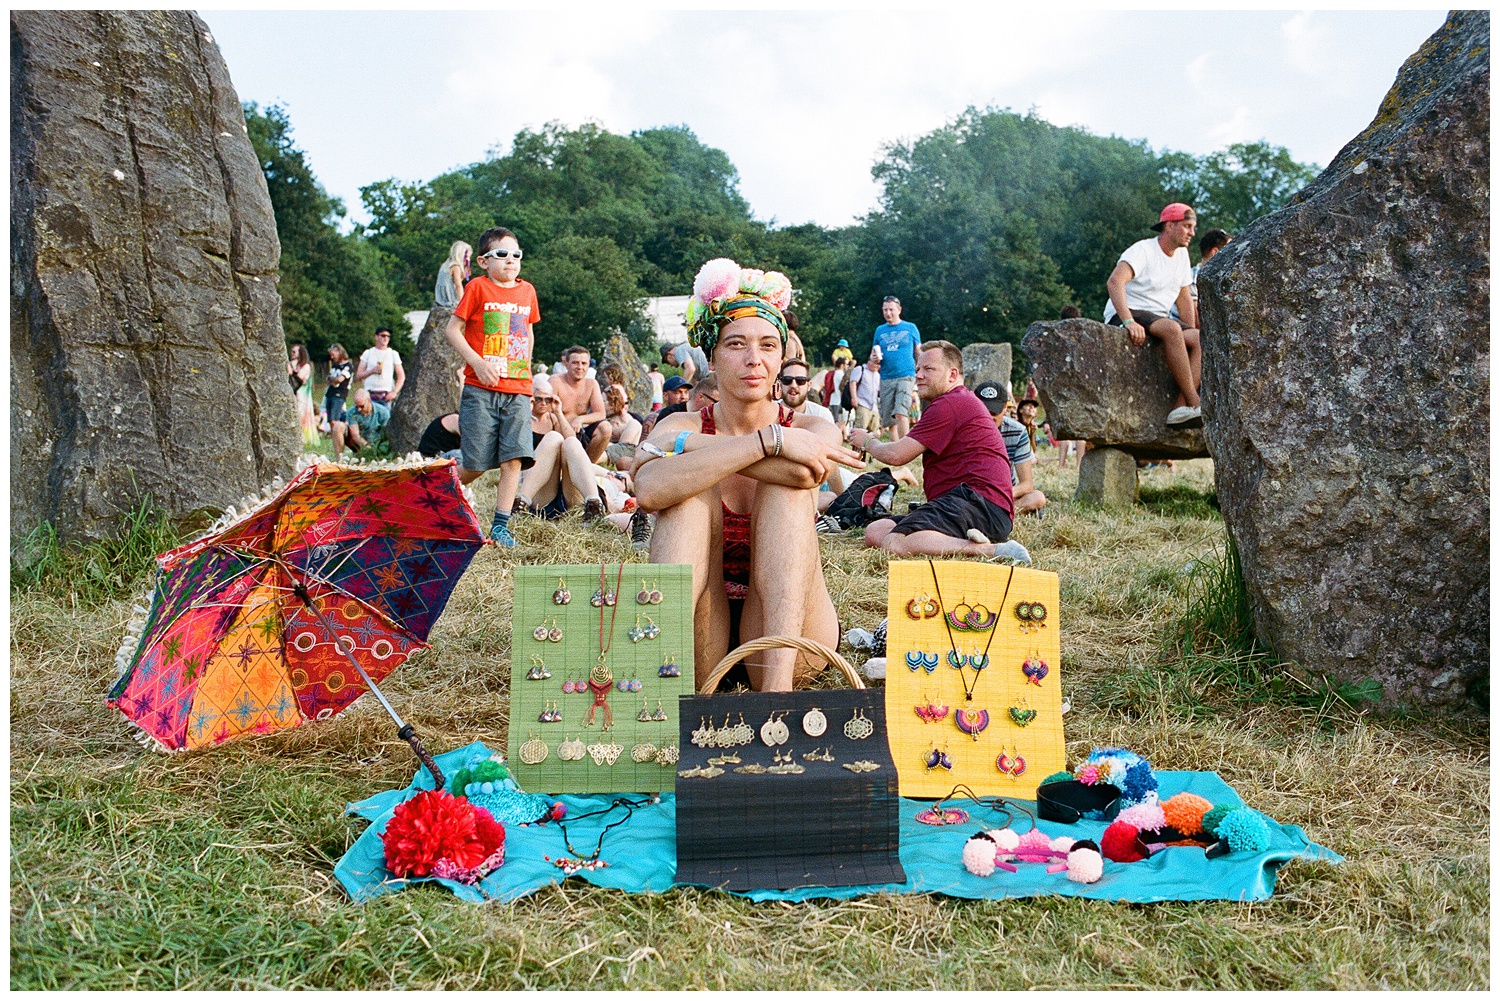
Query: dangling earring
548 617 563 643
552 578 572 605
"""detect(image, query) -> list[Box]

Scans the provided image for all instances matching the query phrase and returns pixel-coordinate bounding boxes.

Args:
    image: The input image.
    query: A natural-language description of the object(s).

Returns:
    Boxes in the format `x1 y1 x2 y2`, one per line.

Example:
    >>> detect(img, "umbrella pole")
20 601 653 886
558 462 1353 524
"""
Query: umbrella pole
291 585 445 789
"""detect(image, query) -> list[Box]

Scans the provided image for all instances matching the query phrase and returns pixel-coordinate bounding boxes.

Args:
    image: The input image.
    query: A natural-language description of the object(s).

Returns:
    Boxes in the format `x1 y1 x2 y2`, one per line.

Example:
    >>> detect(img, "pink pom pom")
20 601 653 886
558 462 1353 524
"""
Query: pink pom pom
963 835 998 877
758 271 793 310
1050 835 1076 853
1077 764 1099 785
1017 829 1052 853
693 258 741 304
1067 848 1104 884
1117 802 1167 832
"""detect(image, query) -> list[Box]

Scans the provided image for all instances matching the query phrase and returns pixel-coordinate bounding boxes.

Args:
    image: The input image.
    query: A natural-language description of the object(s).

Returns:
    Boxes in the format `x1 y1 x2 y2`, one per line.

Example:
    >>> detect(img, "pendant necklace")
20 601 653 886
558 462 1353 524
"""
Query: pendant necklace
585 561 626 729
928 558 1012 703
545 793 658 875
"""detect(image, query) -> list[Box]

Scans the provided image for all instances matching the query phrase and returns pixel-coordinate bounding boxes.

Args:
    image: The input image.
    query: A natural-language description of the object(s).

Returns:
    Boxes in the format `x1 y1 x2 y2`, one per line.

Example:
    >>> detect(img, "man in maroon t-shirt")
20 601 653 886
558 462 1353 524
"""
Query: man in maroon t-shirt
851 341 1031 564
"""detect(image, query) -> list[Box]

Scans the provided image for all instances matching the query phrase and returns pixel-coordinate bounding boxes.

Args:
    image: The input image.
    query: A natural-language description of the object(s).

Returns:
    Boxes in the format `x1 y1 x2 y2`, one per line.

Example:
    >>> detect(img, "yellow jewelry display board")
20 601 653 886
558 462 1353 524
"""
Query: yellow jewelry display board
885 559 1064 798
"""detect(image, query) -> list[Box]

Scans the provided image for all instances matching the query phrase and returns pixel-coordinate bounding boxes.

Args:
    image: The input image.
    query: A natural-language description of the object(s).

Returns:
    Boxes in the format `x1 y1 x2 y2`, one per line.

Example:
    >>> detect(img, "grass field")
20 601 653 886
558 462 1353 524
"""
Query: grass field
9 454 1489 989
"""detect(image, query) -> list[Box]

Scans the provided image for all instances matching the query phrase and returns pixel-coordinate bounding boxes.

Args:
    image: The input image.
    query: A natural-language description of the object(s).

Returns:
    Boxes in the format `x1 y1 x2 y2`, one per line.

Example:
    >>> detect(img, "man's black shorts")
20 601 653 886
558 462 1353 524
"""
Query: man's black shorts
1107 310 1170 331
887 483 1013 543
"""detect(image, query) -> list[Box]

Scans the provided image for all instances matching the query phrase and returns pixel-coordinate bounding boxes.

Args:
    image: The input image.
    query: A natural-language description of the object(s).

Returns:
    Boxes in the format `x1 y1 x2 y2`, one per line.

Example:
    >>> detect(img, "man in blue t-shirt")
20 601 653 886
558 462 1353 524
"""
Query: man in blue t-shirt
872 295 921 439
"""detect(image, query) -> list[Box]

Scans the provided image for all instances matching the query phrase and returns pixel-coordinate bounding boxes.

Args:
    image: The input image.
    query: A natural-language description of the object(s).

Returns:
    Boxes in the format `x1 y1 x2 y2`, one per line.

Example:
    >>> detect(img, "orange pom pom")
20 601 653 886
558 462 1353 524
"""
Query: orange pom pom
1161 792 1214 835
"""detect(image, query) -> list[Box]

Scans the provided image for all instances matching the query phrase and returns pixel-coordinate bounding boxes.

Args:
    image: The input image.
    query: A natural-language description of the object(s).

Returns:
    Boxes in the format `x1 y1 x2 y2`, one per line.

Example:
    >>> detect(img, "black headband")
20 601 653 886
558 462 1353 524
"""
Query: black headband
1036 779 1123 825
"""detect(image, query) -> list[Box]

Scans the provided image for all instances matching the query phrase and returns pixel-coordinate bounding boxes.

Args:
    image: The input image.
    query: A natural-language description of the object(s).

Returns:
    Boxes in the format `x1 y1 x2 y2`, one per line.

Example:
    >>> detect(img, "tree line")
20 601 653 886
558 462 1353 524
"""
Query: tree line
246 102 1317 367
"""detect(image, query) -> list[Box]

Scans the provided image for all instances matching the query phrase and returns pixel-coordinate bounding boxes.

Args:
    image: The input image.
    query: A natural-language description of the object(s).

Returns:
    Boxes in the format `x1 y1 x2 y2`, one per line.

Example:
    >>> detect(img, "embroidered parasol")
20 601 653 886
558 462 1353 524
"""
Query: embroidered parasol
107 457 486 784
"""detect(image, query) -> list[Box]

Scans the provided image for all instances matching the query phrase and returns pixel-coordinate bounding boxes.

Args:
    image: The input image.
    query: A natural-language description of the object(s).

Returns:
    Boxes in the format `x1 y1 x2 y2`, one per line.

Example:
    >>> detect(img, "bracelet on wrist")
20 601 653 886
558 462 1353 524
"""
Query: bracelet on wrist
758 427 770 458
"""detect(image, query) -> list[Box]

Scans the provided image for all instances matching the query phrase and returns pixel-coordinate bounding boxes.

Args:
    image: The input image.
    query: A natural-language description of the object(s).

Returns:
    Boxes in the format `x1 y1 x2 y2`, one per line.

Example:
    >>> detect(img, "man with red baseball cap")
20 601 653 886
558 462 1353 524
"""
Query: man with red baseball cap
1103 202 1203 428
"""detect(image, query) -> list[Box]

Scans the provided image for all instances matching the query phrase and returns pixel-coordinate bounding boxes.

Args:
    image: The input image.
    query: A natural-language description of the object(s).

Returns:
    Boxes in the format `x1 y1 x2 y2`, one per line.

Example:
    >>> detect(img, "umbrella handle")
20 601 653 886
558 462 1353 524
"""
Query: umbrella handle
398 724 445 789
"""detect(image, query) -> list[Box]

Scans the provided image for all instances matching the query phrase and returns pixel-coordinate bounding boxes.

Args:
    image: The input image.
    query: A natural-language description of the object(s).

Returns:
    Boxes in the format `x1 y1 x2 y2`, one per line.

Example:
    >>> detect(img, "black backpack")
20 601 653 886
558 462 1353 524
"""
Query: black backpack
825 468 898 529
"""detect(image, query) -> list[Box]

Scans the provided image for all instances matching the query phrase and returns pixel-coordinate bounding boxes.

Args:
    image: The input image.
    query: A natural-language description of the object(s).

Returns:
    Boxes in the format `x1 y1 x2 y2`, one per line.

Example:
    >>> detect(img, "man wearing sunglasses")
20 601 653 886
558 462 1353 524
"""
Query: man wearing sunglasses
775 358 834 425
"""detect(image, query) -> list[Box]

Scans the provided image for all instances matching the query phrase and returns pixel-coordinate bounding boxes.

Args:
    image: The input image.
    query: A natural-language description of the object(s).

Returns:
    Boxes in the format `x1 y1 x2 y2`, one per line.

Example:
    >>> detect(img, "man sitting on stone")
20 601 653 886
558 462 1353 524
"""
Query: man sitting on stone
855 342 1031 564
974 381 1047 519
550 345 609 465
1104 202 1203 428
331 389 390 461
635 259 864 691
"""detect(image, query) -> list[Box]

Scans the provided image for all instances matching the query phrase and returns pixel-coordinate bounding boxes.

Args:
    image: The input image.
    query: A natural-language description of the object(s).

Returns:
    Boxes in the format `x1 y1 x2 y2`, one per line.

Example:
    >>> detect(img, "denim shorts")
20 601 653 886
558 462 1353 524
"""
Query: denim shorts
459 384 535 472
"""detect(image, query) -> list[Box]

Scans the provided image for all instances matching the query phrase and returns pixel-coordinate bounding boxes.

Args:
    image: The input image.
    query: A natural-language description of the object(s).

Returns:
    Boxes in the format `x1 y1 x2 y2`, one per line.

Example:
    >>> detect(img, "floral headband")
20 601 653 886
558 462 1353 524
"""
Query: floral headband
683 258 792 357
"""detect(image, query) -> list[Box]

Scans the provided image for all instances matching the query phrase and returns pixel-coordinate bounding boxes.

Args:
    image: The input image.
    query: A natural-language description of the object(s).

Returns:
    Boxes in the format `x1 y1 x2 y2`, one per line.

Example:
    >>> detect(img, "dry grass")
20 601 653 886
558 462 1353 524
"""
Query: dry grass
9 456 1489 989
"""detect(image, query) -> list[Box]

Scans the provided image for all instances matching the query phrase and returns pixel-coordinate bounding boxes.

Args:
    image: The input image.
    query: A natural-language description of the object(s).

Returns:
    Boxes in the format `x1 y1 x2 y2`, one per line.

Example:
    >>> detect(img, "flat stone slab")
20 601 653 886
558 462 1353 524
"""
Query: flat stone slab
1022 318 1209 460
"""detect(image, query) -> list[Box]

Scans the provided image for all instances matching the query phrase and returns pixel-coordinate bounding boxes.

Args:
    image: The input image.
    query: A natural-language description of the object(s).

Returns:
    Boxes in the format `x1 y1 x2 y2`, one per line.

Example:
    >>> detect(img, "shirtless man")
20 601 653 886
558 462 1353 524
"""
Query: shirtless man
549 345 608 464
634 260 864 691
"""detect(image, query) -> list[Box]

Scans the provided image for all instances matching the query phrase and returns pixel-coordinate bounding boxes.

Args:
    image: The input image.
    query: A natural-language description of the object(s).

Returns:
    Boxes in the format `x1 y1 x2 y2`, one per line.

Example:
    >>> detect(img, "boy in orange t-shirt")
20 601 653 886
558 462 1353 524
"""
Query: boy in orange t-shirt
444 226 542 547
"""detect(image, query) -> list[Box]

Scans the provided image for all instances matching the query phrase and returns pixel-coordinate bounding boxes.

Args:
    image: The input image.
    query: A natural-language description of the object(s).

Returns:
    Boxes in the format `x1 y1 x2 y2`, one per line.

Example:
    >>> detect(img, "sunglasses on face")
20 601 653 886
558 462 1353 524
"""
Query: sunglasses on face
480 249 523 261
779 376 809 386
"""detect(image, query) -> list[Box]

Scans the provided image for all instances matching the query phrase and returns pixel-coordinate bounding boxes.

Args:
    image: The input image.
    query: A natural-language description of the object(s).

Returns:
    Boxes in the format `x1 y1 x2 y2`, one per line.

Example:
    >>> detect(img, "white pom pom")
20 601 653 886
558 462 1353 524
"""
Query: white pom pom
963 836 998 877
1050 835 1076 853
1067 847 1104 883
989 828 1020 852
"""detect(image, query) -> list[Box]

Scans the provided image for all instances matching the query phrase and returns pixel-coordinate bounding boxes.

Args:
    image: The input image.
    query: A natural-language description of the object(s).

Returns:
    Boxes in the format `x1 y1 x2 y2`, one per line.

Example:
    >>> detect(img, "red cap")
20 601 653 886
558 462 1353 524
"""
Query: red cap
1151 202 1195 231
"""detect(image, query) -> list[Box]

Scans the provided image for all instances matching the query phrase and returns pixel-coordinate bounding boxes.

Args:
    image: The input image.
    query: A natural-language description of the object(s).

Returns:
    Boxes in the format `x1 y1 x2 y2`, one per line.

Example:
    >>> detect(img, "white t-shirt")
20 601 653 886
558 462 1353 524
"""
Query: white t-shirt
797 401 835 425
1102 238 1192 321
359 346 401 393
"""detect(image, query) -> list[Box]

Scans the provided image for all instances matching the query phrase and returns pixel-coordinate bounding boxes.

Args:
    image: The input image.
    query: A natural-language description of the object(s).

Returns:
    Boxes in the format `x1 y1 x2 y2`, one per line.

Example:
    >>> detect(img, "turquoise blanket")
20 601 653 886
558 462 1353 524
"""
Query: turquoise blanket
335 741 1340 905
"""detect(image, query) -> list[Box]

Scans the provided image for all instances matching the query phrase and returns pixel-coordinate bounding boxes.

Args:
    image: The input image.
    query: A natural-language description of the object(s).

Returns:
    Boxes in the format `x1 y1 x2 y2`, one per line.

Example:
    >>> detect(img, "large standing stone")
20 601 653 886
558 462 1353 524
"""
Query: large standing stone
11 10 298 541
1022 318 1208 460
1197 11 1489 709
1076 447 1139 507
386 305 460 455
961 342 1012 392
600 331 653 410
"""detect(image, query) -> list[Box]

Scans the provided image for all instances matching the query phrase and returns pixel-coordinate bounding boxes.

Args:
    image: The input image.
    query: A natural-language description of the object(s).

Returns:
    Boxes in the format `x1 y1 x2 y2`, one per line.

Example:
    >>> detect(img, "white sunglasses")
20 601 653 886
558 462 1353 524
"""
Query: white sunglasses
479 248 523 261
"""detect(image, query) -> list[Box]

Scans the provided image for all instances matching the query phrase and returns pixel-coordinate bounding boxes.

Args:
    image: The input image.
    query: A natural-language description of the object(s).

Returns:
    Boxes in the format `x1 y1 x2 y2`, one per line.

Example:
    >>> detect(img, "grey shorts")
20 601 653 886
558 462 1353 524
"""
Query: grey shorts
459 384 535 473
878 376 915 425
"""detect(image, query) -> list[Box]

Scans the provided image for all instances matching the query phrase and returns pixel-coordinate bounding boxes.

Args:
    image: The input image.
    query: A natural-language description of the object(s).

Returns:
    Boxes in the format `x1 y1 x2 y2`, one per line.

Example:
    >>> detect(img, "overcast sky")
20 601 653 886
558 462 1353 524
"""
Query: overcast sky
202 9 1447 230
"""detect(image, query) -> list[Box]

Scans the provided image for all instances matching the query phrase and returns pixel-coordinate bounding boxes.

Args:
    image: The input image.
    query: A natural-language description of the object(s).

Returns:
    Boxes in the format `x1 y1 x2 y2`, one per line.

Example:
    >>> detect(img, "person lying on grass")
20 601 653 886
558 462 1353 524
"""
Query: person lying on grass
633 259 865 692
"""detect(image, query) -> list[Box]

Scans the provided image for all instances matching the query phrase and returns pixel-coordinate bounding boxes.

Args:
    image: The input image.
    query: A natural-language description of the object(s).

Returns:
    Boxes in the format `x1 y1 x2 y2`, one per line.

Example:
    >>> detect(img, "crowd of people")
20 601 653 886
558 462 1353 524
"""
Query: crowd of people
293 203 1223 689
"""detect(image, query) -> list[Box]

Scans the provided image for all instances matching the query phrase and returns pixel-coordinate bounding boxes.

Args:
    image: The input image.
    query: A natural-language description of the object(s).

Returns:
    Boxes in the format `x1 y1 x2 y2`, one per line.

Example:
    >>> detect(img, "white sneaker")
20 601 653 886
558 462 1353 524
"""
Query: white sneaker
991 539 1032 565
965 528 992 545
1166 405 1203 428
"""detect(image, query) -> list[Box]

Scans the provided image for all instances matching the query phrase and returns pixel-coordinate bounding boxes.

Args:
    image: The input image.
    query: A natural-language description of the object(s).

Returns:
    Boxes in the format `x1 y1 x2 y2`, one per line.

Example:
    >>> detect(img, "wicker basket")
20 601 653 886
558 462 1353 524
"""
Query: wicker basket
697 635 865 694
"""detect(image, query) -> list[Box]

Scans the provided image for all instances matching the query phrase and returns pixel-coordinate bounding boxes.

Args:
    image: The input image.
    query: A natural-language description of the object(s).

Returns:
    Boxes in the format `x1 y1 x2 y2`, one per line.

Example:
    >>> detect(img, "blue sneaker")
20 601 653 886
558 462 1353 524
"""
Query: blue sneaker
490 523 517 548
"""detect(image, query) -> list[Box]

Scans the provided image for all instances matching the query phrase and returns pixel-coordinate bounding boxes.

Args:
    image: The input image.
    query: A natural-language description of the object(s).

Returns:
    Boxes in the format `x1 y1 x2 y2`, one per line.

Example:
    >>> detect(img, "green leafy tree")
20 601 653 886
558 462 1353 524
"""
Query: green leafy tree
244 102 409 361
1162 141 1320 237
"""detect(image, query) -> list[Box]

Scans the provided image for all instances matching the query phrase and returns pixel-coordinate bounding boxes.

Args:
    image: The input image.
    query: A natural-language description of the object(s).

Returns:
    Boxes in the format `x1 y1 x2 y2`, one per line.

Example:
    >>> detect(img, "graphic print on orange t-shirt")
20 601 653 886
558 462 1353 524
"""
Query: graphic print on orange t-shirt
454 276 541 395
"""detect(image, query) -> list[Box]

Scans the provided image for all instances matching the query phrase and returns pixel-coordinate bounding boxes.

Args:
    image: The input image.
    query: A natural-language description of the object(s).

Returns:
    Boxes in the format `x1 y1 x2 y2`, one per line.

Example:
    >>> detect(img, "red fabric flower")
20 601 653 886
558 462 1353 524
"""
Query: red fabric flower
381 789 493 878
471 804 506 857
1100 820 1147 863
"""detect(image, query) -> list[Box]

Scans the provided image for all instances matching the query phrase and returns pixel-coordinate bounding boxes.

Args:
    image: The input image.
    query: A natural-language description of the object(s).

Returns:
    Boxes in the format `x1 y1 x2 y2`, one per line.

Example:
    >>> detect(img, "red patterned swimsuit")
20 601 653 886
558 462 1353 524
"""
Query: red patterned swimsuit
698 404 795 600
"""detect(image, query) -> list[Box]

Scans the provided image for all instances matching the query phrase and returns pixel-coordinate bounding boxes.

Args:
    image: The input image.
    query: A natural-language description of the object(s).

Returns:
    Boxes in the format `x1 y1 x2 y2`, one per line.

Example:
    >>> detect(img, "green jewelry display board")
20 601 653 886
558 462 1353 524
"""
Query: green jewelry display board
508 563 693 794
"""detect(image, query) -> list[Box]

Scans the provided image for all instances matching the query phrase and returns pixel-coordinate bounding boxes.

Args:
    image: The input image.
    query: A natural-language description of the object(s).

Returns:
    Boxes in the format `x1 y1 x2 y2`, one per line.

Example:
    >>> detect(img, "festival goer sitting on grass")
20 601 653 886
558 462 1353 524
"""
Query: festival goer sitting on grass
416 412 462 462
660 375 691 408
1104 202 1203 428
975 381 1047 520
634 259 864 691
517 373 604 521
640 375 717 440
331 389 390 460
854 342 1031 564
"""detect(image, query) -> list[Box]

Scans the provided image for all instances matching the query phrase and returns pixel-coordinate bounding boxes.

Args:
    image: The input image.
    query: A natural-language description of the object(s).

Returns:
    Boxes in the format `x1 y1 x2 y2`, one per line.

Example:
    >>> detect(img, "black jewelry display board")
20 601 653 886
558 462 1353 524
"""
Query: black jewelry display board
674 688 905 891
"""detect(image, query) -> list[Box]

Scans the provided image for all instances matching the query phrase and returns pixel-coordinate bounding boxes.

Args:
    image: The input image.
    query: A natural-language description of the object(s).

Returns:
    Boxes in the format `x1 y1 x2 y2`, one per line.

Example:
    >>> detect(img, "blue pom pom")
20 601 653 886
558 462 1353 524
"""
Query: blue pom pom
1121 759 1158 805
1216 808 1272 853
481 781 495 794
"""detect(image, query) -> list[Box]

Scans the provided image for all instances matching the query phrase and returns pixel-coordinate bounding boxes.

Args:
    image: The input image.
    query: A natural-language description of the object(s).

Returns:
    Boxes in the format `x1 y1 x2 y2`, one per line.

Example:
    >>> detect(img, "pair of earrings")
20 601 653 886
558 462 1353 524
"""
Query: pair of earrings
537 701 562 723
657 654 681 678
552 579 572 605
906 650 939 673
587 737 624 766
1009 701 1038 727
533 617 562 642
843 708 875 740
947 601 997 632
914 695 950 723
905 592 939 619
524 657 552 681
996 745 1028 777
843 760 880 773
519 733 548 765
767 750 805 775
692 714 752 748
614 677 643 693
759 711 791 746
1022 653 1049 685
590 587 617 608
636 697 668 722
628 615 660 643
801 747 835 762
561 670 587 694
947 649 990 670
635 580 663 605
1015 601 1048 633
557 734 586 761
925 742 954 771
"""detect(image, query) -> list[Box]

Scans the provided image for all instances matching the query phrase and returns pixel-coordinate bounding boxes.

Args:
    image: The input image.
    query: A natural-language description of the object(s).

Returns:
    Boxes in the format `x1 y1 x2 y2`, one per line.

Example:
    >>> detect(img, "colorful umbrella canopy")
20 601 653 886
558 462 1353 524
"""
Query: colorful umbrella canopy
108 459 485 754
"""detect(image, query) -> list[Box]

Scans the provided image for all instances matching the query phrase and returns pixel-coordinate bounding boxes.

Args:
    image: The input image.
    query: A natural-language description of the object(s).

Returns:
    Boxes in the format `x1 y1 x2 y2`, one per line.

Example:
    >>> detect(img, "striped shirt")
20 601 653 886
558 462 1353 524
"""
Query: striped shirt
1000 416 1033 486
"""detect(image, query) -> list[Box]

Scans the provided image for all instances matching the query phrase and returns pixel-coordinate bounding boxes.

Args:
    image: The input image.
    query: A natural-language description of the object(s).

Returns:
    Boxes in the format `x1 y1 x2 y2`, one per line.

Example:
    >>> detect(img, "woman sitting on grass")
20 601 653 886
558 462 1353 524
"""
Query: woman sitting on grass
633 259 864 691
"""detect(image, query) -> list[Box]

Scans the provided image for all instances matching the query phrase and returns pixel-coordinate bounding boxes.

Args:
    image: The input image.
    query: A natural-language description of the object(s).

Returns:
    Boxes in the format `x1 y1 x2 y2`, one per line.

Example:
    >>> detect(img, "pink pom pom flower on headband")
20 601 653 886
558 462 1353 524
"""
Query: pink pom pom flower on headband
683 257 792 357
